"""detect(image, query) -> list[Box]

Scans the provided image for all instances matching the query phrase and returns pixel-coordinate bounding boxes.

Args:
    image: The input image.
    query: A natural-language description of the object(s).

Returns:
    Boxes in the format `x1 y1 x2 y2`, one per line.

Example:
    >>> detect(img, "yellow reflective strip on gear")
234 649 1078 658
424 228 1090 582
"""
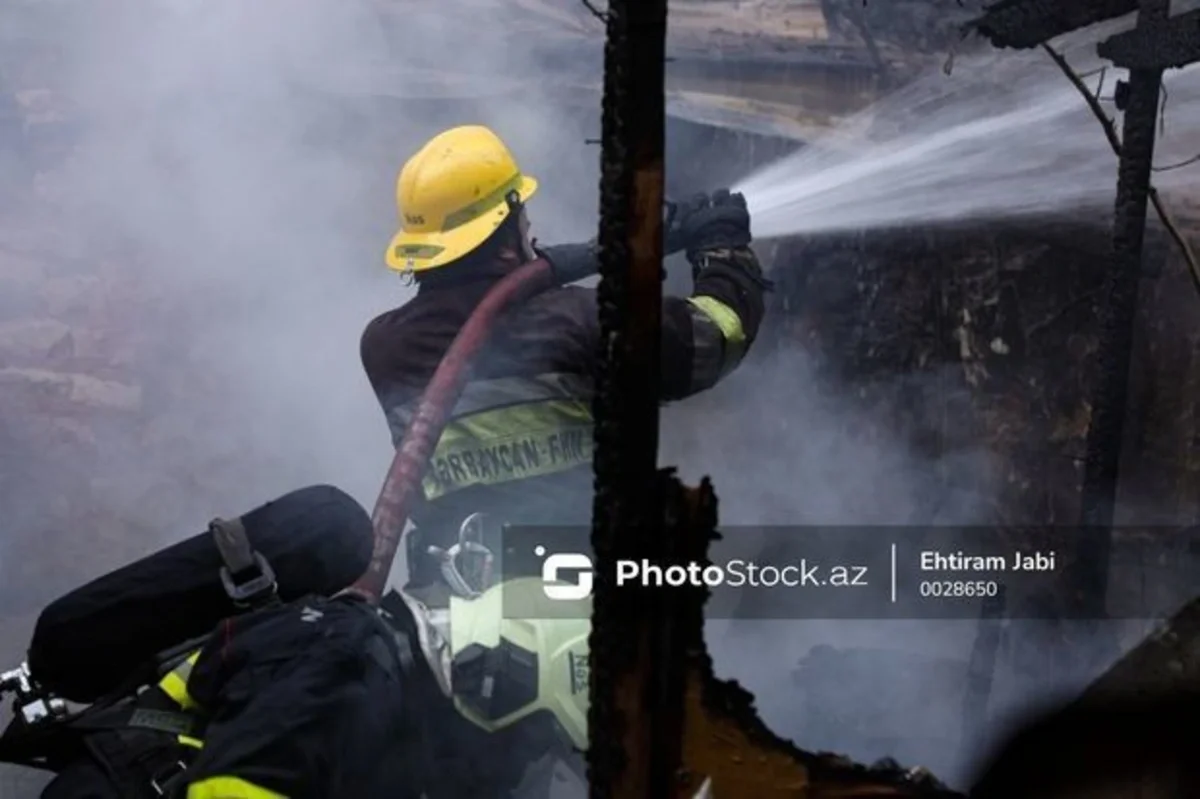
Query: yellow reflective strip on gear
441 173 522 231
687 295 747 373
158 651 201 711
687 295 745 345
178 734 204 749
186 776 286 799
392 243 445 261
422 399 593 500
387 372 594 449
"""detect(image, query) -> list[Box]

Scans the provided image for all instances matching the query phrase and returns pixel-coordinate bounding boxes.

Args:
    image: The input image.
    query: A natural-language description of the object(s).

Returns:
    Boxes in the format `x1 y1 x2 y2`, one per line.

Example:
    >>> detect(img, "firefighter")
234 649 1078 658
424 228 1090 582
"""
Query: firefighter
361 124 770 604
35 577 588 799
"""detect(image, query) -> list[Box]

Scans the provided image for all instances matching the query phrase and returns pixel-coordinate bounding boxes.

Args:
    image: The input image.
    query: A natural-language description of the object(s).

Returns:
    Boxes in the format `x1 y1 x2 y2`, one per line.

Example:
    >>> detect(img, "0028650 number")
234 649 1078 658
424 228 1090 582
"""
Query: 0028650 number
918 580 999 599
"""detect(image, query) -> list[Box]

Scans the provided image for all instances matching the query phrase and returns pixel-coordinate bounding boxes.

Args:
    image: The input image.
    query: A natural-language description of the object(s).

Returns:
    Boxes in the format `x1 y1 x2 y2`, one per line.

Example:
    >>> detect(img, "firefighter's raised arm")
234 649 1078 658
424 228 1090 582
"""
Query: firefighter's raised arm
538 188 769 402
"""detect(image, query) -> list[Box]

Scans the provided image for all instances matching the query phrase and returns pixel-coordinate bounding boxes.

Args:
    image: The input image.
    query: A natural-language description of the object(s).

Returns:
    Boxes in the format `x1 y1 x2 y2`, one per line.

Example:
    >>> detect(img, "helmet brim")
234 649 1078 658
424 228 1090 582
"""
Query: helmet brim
385 174 539 273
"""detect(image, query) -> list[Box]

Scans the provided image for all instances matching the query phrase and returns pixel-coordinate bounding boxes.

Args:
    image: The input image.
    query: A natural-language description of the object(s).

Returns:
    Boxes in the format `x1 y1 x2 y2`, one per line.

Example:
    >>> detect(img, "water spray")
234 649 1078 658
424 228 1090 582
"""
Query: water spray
731 42 1200 241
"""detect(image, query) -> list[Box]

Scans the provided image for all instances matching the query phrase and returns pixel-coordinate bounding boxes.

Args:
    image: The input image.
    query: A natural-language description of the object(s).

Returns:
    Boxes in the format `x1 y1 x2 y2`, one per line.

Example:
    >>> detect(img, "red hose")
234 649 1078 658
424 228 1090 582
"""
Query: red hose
349 258 556 603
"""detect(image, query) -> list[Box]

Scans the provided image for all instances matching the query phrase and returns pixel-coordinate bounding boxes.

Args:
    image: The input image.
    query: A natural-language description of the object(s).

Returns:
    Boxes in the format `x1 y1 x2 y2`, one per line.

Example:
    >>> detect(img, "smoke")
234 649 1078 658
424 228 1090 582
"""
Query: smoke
3 0 600 568
660 342 1142 785
660 342 1003 783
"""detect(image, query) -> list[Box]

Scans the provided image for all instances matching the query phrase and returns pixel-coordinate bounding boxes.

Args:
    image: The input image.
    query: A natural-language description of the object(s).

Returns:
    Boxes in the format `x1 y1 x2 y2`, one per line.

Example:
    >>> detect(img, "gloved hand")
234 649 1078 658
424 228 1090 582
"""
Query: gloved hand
664 194 705 255
673 189 752 264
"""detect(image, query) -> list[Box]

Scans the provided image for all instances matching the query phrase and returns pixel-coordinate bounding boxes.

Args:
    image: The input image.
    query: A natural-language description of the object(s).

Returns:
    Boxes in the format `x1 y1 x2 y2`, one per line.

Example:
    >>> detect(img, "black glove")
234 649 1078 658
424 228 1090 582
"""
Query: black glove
676 189 752 263
663 194 704 255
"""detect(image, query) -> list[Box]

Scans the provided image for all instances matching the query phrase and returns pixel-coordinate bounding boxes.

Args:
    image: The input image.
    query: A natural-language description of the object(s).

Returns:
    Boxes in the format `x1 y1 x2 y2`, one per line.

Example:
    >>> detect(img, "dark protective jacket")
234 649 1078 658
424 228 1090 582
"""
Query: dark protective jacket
167 593 433 799
359 242 767 542
38 593 540 799
168 592 542 799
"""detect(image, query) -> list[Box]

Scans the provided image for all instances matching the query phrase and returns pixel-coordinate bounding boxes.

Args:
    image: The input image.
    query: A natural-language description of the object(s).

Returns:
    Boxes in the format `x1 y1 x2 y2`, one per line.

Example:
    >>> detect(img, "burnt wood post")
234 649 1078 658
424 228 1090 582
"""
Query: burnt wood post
1076 0 1172 614
587 0 685 796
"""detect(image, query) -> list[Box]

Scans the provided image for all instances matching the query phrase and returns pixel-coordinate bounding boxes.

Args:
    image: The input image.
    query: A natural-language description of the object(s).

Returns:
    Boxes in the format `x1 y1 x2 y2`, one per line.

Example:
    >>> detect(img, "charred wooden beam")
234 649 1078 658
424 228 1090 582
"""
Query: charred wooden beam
1081 596 1200 701
1097 7 1200 69
973 596 1200 797
970 0 1138 50
587 0 679 795
1076 0 1171 614
971 0 1138 49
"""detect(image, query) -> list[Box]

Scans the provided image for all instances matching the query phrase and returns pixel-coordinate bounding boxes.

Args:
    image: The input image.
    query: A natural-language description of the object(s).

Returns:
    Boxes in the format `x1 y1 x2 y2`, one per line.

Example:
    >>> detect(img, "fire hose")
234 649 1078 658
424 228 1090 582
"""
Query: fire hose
348 257 558 604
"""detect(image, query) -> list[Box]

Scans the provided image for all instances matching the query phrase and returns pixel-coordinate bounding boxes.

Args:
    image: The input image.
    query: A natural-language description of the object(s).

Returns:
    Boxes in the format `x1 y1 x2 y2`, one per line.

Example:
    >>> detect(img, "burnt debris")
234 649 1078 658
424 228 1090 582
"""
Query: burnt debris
971 0 1140 50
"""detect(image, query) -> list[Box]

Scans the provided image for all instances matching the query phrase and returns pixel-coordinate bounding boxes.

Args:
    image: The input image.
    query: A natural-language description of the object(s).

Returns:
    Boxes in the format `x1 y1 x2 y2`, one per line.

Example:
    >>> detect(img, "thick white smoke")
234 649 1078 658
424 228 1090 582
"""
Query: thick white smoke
16 0 602 542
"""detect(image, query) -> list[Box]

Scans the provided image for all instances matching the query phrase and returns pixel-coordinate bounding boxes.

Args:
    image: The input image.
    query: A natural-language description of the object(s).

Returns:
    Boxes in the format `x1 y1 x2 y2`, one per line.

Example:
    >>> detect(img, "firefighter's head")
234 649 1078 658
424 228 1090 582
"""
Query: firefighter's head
385 125 539 279
445 577 589 757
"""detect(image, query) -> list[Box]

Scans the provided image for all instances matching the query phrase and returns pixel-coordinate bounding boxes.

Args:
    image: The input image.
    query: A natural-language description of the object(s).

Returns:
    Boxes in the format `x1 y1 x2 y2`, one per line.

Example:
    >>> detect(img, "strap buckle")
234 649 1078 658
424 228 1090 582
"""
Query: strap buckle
210 517 279 608
150 760 189 796
219 550 278 607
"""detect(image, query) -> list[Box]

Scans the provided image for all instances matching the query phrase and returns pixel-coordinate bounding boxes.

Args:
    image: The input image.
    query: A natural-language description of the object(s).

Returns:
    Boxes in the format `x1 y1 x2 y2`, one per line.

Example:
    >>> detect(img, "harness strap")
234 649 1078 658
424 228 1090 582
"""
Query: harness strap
129 708 198 737
378 594 420 673
69 699 204 739
79 704 203 799
86 731 196 798
365 635 404 681
210 516 255 574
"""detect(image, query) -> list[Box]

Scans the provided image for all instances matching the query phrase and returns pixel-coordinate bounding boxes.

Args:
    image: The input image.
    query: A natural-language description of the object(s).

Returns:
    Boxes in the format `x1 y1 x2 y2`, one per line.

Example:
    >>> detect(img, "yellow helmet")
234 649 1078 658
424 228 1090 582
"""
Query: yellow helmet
447 577 590 753
385 125 539 273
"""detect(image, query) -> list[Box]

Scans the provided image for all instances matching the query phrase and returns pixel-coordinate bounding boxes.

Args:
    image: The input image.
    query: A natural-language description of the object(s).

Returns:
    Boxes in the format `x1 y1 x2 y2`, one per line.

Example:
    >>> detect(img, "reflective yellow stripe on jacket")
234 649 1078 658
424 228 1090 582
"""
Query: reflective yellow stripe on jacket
158 650 201 711
186 776 287 799
387 372 595 501
687 295 747 382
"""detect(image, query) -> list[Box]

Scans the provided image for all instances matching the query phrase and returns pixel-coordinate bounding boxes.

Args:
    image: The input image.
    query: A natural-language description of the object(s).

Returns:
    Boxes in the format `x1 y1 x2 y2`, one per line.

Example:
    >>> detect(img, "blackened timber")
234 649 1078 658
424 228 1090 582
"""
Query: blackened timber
974 597 1200 797
1076 0 1171 613
1097 8 1200 69
971 0 1137 50
587 0 677 796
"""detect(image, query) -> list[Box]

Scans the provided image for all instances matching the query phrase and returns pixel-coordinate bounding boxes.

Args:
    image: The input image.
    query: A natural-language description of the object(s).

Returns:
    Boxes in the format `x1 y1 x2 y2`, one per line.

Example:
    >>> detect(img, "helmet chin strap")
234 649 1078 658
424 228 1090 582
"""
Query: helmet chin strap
507 192 537 263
